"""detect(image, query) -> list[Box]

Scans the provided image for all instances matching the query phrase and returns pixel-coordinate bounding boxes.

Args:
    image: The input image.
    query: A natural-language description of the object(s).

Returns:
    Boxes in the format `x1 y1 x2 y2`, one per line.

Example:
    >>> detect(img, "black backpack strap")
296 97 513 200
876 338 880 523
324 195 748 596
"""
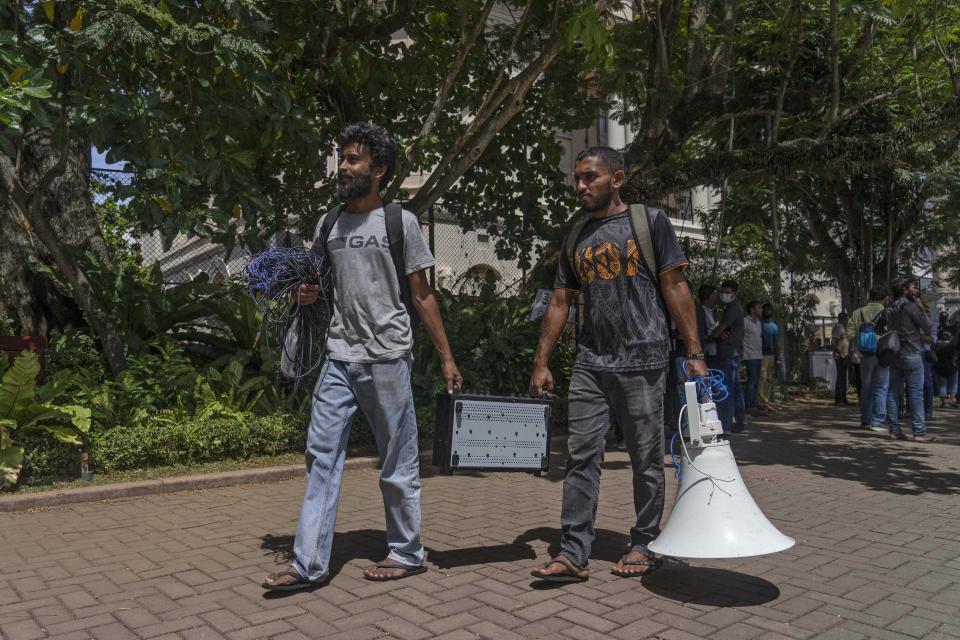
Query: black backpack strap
312 205 343 260
384 203 416 321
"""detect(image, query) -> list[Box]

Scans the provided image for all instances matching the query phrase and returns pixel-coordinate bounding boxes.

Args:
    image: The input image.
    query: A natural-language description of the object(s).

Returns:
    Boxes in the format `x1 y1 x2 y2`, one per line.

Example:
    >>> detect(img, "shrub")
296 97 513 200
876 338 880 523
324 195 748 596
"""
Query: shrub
0 351 91 488
90 412 305 473
45 331 108 381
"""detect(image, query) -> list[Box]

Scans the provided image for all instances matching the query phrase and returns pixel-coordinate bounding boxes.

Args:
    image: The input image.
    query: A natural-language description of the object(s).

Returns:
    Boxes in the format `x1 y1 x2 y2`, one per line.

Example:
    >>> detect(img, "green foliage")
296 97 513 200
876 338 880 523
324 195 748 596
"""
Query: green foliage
90 412 303 473
0 317 15 336
45 331 108 381
0 350 90 487
85 340 201 429
195 356 277 417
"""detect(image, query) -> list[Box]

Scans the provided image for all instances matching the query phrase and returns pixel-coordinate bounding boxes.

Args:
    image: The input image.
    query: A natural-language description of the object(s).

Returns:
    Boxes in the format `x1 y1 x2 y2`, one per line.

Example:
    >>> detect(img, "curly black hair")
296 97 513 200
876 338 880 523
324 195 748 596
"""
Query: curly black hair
338 122 397 188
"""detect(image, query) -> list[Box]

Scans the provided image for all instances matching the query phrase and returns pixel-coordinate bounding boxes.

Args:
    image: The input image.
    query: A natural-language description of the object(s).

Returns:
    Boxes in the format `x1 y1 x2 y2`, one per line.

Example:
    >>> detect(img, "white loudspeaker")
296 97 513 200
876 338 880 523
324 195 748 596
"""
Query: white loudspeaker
648 382 795 559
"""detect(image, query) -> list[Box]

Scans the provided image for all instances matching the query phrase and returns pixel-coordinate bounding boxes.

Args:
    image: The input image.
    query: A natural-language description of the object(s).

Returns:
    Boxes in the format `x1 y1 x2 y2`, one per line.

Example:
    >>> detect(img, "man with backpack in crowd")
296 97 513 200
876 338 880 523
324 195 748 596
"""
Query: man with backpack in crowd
262 122 464 591
876 278 934 441
847 287 888 430
528 146 706 583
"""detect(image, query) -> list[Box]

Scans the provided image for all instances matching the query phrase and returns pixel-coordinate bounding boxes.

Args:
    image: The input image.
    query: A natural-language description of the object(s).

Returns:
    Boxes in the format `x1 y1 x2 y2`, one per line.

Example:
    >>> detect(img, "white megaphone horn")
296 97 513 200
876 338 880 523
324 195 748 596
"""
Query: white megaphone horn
648 381 795 559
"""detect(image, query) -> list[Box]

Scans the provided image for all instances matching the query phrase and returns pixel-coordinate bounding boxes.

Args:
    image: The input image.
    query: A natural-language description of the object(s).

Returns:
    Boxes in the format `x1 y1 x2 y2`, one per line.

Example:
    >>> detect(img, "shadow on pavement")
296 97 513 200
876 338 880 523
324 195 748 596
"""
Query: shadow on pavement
425 526 637 571
513 526 633 564
427 542 537 569
260 528 386 580
641 560 781 606
731 405 960 495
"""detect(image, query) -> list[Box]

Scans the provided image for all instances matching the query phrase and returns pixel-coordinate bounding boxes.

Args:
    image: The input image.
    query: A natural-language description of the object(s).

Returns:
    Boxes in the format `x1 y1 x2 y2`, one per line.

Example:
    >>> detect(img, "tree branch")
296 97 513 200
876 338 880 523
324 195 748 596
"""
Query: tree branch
413 0 495 150
829 0 839 123
410 0 620 214
932 6 960 98
385 0 497 201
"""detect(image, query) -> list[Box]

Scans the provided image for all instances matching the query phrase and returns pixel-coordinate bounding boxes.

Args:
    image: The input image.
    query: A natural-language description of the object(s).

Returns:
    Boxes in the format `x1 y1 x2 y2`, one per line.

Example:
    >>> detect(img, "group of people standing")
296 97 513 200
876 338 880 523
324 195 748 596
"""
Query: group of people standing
837 279 953 442
691 281 782 433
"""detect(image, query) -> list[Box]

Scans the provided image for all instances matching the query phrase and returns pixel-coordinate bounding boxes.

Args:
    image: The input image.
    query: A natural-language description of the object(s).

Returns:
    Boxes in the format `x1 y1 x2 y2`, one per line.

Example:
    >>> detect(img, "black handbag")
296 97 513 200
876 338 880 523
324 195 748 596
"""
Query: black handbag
876 304 901 367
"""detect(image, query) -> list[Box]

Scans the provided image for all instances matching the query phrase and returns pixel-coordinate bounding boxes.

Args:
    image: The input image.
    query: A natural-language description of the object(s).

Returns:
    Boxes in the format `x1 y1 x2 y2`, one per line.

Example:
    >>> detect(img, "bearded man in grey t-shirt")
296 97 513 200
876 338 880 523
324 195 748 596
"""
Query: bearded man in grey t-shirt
263 123 462 591
528 147 706 583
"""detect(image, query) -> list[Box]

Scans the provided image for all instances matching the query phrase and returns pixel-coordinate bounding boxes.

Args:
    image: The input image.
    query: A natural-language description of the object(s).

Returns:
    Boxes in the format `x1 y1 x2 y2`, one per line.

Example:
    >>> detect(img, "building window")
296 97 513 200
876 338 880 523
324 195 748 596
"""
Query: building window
597 111 608 146
477 233 490 243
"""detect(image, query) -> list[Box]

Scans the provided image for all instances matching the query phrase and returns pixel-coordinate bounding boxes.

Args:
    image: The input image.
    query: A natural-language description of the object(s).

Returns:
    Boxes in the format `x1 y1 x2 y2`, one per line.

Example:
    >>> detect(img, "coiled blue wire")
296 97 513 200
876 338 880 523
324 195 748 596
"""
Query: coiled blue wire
246 247 327 308
245 247 332 384
669 358 731 477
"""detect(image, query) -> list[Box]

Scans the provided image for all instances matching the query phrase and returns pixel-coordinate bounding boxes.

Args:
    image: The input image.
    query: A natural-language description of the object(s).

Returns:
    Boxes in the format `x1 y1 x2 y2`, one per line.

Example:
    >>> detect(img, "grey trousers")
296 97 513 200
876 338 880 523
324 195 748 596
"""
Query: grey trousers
560 365 667 567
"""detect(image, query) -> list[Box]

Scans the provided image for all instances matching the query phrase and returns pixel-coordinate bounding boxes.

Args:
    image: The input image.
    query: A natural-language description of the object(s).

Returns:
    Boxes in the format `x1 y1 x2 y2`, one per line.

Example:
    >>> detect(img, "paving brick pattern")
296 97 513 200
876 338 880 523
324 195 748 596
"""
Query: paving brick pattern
2 401 959 639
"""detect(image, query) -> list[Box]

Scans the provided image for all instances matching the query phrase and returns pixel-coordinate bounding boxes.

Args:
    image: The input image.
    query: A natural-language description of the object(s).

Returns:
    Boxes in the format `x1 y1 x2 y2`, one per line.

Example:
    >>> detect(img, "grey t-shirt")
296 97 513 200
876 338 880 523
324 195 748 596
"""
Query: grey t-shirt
716 300 744 358
742 316 763 361
554 207 688 371
313 207 434 363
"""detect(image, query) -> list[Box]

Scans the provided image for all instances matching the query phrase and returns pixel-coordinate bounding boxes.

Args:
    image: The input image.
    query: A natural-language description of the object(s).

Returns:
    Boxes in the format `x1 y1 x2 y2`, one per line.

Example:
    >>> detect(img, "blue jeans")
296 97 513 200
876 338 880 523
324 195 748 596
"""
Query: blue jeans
869 364 890 428
744 359 762 411
712 355 746 432
886 352 927 437
935 372 958 398
923 358 934 419
858 355 879 426
292 355 423 580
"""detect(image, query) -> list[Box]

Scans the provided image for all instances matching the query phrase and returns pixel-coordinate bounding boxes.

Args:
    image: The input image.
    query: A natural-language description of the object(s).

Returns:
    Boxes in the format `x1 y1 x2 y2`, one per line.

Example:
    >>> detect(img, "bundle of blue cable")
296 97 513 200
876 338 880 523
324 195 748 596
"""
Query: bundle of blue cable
246 247 332 385
669 359 729 478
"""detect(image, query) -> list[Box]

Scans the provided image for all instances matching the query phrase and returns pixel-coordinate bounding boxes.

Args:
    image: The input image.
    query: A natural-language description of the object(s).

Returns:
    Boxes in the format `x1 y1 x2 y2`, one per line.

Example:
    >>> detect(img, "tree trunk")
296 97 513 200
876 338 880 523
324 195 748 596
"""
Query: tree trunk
0 129 126 372
0 133 111 334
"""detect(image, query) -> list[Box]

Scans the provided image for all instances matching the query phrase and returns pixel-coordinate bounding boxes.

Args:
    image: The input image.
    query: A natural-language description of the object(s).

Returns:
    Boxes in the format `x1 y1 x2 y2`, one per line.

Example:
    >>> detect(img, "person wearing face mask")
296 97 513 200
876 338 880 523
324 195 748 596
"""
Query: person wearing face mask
710 281 747 432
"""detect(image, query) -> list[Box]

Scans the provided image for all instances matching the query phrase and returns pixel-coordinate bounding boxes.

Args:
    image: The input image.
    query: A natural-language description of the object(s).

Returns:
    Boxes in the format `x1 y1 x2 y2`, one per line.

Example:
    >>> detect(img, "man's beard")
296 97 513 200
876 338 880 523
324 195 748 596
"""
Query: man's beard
336 170 374 200
582 185 613 212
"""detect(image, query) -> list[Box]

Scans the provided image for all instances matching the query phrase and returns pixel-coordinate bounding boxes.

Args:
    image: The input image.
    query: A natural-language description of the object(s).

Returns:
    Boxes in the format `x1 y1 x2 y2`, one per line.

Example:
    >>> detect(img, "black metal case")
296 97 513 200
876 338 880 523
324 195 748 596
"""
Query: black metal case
432 392 552 474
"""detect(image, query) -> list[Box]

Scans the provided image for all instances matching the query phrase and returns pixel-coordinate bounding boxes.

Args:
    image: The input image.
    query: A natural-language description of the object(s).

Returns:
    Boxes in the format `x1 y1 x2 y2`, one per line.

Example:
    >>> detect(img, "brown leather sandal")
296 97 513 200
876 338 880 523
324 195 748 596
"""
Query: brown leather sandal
530 555 589 583
261 568 329 591
611 552 662 578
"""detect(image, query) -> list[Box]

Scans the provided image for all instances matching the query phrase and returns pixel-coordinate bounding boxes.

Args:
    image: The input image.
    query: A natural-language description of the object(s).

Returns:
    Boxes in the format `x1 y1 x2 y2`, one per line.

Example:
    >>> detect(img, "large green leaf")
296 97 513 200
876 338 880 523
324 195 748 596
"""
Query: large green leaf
0 350 39 418
16 402 89 432
34 424 83 445
0 445 24 486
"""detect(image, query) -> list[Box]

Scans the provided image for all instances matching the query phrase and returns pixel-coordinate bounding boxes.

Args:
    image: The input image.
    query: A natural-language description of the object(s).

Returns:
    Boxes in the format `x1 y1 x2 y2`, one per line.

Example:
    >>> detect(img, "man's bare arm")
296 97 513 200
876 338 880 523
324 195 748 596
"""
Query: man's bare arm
660 268 708 377
409 269 463 392
529 288 577 396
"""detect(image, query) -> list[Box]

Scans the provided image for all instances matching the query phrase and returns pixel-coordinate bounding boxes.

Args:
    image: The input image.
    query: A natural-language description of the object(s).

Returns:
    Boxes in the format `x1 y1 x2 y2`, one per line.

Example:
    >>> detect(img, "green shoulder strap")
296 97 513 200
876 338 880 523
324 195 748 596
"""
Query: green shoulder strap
628 203 658 278
563 209 593 282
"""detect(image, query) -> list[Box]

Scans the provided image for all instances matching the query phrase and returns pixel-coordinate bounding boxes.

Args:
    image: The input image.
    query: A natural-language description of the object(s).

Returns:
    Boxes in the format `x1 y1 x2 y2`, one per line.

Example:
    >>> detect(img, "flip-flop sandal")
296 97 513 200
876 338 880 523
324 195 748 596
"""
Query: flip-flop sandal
611 553 662 578
530 555 589 583
261 569 328 591
363 562 428 582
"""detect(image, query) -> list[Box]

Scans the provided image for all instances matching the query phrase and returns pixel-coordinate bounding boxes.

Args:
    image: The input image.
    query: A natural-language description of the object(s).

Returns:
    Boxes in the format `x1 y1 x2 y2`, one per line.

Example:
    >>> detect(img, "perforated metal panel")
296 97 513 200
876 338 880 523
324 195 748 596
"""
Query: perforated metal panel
449 399 549 470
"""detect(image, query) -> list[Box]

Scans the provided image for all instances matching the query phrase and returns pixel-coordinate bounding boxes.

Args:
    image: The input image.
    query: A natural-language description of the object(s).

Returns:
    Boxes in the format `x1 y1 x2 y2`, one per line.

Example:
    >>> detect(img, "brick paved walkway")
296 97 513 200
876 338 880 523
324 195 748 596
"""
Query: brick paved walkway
2 401 959 640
